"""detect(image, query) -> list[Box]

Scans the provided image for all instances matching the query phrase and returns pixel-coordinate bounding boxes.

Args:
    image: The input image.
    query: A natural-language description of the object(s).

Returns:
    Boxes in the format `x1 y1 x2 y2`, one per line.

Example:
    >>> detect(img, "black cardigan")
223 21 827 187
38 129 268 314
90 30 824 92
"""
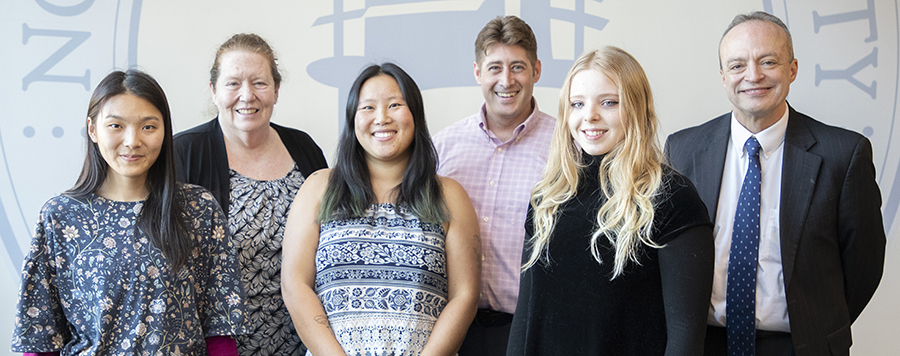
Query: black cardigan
173 118 328 210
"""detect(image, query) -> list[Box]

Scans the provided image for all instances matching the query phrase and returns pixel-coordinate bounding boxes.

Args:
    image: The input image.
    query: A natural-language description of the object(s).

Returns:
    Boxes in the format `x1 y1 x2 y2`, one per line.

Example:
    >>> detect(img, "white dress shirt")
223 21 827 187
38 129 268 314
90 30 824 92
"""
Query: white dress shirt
709 108 791 332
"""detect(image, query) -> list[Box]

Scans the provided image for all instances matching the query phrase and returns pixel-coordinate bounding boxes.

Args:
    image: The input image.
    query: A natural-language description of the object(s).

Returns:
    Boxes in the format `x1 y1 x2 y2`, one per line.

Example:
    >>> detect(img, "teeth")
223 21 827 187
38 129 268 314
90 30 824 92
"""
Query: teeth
584 130 606 137
496 91 518 98
374 132 394 138
237 109 257 115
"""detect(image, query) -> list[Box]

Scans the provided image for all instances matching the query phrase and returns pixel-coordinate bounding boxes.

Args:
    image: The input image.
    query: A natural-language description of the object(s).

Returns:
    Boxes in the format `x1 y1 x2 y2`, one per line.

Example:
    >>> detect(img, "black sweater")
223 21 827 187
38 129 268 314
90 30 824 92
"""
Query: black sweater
508 153 714 356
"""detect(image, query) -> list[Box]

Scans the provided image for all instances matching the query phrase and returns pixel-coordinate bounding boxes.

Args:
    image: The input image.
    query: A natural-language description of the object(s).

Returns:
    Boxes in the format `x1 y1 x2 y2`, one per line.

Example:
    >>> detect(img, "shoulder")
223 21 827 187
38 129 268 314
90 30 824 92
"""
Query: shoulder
661 166 696 189
438 175 466 196
270 122 328 169
178 184 219 208
520 109 556 145
39 194 83 217
652 167 713 242
174 119 218 142
532 109 558 131
173 120 220 157
300 168 331 196
271 122 317 143
433 114 481 142
668 113 730 143
658 167 706 210
787 110 874 169
439 176 474 211
792 110 867 144
438 176 476 226
44 193 78 207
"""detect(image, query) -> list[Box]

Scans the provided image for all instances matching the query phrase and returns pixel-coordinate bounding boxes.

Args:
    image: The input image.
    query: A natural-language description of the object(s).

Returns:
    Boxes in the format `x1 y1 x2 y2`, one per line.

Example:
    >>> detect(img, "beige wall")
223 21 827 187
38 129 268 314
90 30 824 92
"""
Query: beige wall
2 0 896 353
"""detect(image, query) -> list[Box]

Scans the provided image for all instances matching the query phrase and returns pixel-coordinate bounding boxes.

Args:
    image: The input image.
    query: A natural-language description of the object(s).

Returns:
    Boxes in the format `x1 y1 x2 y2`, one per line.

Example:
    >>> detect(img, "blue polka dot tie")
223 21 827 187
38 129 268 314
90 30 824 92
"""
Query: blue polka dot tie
727 136 761 356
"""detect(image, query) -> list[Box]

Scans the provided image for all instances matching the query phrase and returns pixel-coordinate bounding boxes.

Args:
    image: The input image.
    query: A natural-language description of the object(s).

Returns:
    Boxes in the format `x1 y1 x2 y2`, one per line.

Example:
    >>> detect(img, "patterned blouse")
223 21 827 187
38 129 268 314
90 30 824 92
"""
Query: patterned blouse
312 204 448 356
228 166 305 355
11 185 246 355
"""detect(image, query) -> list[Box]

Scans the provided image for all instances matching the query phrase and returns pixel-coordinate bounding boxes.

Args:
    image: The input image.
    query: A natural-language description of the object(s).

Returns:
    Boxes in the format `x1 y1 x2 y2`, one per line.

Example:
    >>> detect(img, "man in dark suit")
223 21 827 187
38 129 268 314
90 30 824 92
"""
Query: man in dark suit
665 11 886 356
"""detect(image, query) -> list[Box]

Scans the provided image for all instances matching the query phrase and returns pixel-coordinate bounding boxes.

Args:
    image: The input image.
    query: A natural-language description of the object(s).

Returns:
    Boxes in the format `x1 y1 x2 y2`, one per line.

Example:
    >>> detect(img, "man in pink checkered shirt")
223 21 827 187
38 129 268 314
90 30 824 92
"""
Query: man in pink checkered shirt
432 15 555 356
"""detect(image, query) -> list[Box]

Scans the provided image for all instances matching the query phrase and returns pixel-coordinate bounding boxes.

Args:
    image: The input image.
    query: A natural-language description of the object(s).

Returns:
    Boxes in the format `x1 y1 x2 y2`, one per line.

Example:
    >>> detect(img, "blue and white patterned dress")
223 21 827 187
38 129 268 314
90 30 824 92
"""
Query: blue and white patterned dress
312 204 448 356
11 185 245 355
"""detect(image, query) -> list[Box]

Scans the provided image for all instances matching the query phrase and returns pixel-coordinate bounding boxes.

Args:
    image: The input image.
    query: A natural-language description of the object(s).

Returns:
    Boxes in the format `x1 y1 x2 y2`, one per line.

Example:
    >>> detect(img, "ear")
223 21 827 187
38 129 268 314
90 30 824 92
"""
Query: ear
87 117 98 143
274 84 280 105
720 69 726 88
532 59 542 83
473 61 482 85
789 58 799 83
209 82 216 99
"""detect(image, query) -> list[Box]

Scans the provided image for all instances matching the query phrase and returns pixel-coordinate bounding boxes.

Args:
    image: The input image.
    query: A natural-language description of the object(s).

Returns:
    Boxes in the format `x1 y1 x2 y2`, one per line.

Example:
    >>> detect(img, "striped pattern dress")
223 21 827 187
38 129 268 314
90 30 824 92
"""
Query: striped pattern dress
313 204 448 356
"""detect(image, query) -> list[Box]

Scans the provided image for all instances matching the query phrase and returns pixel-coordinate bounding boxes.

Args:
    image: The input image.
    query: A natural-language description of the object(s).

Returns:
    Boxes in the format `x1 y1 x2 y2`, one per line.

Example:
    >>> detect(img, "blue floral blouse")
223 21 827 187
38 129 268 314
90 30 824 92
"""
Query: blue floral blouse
11 185 246 355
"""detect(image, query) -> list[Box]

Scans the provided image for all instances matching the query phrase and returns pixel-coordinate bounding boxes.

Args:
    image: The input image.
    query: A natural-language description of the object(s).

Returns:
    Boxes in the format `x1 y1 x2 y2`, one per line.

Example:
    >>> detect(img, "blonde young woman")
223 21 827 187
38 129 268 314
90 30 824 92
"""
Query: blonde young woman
506 47 714 356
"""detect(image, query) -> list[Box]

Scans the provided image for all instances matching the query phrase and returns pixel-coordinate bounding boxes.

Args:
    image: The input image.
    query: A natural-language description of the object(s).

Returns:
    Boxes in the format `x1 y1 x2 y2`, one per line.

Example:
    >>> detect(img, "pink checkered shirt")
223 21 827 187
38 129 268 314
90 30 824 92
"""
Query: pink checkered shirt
432 102 555 314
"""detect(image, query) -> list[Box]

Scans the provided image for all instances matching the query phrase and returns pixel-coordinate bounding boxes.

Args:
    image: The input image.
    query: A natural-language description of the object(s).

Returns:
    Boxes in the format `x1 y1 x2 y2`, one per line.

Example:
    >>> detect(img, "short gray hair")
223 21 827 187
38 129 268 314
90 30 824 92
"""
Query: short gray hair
718 11 793 68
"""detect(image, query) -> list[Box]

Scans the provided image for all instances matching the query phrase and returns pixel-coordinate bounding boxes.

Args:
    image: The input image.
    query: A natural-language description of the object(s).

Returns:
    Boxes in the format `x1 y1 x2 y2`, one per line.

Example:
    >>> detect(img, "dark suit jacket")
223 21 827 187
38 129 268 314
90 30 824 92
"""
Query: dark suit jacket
665 107 886 356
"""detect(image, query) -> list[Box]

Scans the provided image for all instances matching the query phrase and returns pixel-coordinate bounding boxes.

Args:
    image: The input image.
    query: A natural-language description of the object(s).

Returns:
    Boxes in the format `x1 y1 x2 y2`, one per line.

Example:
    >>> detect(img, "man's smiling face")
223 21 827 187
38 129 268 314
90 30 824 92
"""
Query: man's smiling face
475 43 541 126
719 20 798 129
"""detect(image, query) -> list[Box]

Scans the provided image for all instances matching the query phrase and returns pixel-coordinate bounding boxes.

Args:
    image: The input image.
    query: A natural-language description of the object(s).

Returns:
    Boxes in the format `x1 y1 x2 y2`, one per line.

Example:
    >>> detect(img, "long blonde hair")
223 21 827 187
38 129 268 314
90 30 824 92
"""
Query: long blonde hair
524 47 664 278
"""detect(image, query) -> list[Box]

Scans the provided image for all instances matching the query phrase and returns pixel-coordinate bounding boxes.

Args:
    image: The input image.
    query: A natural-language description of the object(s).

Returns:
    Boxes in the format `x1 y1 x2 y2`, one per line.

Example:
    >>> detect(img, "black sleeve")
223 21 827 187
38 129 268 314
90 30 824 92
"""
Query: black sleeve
658 225 714 356
172 133 192 184
506 205 535 356
838 136 886 322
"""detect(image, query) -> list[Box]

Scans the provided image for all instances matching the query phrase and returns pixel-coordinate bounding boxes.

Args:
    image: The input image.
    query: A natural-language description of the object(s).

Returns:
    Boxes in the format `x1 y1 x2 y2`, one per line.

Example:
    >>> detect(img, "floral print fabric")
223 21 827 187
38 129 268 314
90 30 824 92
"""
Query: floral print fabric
228 166 305 355
312 204 448 356
11 185 245 355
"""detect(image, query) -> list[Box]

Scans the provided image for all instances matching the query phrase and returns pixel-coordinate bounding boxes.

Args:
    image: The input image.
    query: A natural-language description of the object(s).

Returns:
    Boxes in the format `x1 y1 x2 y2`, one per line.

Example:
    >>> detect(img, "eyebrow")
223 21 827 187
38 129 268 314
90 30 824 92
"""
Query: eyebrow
361 94 404 101
485 59 528 67
104 115 161 122
569 92 618 99
219 75 266 82
726 51 781 62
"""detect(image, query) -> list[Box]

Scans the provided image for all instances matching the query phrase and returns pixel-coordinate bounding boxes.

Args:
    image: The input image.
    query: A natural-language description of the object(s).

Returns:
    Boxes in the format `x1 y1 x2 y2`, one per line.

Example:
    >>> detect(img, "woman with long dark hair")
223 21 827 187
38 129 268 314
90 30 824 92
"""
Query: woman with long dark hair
12 70 245 355
282 63 481 356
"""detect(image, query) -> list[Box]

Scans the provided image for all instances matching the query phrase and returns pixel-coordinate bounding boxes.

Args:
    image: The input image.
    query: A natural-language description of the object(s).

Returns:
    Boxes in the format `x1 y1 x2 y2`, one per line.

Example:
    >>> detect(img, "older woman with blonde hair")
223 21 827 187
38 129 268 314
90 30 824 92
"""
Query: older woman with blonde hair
507 47 714 355
175 33 328 355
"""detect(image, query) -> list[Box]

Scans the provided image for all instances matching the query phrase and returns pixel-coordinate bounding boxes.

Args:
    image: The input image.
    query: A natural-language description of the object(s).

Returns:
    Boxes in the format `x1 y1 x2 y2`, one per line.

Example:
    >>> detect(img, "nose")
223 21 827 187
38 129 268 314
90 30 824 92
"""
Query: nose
584 104 601 122
498 67 512 87
745 63 764 82
123 127 140 148
238 82 254 102
374 107 393 126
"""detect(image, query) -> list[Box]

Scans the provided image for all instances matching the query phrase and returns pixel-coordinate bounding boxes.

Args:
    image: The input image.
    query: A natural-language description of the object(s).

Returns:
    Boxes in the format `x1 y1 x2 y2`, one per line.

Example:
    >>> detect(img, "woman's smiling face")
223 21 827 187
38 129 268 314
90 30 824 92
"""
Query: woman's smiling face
354 75 416 165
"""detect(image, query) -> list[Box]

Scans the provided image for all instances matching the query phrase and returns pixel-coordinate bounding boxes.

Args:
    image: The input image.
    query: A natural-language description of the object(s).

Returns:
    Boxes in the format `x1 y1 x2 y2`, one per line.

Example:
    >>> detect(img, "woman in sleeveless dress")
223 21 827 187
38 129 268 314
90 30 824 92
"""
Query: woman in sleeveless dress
282 63 481 356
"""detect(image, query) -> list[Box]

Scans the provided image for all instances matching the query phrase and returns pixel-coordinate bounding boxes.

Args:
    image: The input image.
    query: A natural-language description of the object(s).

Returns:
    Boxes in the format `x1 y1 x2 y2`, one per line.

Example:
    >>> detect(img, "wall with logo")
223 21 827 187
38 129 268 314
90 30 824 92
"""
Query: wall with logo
2 0 896 353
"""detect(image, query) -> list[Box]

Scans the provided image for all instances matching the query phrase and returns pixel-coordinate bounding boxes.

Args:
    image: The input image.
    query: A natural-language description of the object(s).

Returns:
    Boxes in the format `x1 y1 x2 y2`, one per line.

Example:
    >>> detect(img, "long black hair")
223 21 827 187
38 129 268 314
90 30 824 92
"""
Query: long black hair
67 69 191 270
318 63 447 223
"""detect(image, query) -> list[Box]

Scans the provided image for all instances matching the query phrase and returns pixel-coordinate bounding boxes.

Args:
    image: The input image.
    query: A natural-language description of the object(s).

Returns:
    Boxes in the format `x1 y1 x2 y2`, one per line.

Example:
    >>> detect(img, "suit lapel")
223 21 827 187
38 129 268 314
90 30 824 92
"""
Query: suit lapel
779 108 821 288
693 116 730 222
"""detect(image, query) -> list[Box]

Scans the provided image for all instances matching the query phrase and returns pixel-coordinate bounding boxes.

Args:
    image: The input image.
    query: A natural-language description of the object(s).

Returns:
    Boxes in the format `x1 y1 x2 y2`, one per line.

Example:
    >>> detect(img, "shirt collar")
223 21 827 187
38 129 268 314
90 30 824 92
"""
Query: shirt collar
730 105 789 159
477 98 540 143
